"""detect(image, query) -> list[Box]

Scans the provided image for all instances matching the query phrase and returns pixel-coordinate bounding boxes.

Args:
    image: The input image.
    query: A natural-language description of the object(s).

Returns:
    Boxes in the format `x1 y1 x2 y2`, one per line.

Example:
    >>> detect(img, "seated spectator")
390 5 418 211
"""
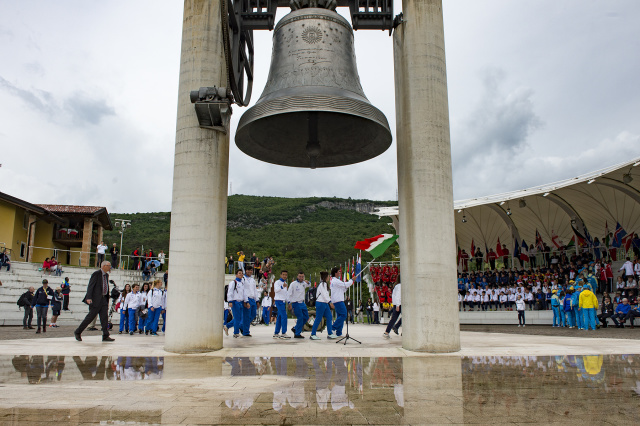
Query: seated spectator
611 298 631 328
0 249 10 271
42 258 51 275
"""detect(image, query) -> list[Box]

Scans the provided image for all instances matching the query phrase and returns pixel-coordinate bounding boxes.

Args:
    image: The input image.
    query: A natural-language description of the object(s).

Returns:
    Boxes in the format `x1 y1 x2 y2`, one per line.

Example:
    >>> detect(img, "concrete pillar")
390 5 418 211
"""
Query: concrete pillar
164 0 229 353
80 218 93 267
393 0 460 352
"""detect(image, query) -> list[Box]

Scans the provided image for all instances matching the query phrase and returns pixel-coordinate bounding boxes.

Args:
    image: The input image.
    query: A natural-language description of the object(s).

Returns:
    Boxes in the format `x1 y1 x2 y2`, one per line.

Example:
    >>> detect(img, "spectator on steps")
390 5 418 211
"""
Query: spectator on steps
0 249 10 271
19 287 35 329
49 287 63 328
61 277 71 311
598 297 614 327
31 279 54 334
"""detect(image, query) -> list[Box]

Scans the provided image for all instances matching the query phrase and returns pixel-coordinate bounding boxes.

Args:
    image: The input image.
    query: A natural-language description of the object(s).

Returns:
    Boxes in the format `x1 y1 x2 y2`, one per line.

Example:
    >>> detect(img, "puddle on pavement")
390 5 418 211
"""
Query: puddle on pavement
1 355 639 424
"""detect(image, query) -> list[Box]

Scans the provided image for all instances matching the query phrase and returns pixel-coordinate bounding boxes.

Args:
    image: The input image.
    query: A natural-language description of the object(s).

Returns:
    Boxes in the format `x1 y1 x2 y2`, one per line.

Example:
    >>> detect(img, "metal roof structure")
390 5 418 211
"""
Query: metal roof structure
374 156 640 254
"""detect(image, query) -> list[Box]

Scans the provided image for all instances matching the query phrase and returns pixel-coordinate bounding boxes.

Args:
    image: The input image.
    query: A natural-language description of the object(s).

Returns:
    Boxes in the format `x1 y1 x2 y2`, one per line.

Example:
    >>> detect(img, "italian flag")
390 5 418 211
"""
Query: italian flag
354 234 399 258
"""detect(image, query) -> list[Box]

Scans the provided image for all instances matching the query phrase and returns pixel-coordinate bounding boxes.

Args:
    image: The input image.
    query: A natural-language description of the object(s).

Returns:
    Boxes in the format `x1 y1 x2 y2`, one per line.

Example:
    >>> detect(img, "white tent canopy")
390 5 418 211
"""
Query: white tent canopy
375 156 640 256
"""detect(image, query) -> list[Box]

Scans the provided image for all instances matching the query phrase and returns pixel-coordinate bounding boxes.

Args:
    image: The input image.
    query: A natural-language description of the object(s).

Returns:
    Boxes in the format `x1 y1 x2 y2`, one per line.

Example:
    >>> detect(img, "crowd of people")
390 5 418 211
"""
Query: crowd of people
226 252 276 281
457 249 640 329
222 260 404 341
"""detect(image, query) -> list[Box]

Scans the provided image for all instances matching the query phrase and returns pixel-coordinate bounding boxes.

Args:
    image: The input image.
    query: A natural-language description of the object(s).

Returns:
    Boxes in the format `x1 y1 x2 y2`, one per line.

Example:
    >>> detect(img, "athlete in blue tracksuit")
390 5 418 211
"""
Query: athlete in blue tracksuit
242 266 258 336
288 272 310 338
563 290 574 328
145 282 164 335
571 286 584 330
330 267 354 337
226 270 247 337
273 271 290 339
551 290 562 327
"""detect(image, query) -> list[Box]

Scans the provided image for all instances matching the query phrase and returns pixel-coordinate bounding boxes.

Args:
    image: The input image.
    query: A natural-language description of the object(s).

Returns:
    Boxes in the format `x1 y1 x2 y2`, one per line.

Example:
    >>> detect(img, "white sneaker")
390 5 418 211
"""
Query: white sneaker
327 334 338 339
518 325 521 327
279 333 291 339
523 325 526 327
223 325 229 336
272 334 279 339
310 335 320 340
383 333 391 339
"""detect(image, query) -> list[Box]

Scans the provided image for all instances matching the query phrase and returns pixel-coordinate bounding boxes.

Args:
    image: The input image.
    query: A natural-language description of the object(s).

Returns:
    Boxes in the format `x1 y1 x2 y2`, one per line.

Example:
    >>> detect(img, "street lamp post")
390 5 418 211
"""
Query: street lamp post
114 219 131 270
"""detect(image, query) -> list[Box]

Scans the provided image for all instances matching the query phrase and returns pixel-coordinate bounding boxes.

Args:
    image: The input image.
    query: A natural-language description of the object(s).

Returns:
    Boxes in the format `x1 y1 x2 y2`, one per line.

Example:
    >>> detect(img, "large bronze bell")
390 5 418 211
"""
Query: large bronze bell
235 7 392 169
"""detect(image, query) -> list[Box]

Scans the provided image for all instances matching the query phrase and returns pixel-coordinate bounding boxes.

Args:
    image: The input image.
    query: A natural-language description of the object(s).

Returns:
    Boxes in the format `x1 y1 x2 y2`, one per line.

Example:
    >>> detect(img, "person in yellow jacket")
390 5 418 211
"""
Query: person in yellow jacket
237 251 246 273
579 287 599 331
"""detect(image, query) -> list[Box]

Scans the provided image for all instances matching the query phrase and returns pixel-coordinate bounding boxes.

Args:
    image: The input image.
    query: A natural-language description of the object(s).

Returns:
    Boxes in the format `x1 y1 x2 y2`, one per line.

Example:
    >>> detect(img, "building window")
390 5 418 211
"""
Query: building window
23 212 29 230
20 242 26 259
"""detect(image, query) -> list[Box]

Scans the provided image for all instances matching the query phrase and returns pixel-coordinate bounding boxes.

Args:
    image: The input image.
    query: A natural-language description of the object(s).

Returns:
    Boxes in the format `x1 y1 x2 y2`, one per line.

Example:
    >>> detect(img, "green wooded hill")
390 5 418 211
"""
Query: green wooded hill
103 195 399 279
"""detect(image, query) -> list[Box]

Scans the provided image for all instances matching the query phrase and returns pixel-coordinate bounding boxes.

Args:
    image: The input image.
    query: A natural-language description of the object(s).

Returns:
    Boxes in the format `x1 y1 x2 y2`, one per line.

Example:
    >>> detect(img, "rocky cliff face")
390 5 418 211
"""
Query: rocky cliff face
305 201 378 214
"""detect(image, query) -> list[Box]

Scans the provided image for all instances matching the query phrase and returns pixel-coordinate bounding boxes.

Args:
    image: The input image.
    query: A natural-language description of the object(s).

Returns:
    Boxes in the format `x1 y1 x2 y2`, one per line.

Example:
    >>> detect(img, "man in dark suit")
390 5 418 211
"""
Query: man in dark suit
74 261 115 342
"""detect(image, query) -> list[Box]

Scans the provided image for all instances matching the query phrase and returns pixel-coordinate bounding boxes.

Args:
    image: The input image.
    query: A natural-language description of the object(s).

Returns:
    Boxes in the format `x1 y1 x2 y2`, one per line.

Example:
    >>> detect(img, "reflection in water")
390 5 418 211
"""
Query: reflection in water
2 354 640 423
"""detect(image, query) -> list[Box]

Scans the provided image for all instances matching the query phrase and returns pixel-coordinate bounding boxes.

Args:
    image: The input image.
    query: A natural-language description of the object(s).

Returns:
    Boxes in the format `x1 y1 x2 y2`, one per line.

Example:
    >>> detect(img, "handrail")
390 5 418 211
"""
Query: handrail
27 245 168 270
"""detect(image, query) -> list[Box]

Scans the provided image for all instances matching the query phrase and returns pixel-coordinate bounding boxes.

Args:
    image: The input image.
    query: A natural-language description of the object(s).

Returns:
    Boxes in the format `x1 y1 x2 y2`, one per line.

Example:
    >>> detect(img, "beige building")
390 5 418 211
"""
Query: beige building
0 191 112 267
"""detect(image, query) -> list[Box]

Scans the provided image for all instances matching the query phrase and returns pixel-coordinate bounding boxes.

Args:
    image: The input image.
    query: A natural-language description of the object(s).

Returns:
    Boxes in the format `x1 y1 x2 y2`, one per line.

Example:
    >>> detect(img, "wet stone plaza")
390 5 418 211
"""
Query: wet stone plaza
0 325 639 425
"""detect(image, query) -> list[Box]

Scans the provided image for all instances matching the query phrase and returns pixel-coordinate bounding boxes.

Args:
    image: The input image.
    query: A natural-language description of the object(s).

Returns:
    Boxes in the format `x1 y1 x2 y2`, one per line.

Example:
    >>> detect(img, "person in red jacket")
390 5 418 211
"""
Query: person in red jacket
382 264 391 283
605 261 614 293
390 264 399 283
42 258 51 276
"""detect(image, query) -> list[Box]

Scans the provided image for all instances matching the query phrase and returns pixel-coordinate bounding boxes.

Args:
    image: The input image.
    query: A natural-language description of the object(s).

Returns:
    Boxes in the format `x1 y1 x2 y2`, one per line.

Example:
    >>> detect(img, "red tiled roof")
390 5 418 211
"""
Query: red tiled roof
37 204 106 214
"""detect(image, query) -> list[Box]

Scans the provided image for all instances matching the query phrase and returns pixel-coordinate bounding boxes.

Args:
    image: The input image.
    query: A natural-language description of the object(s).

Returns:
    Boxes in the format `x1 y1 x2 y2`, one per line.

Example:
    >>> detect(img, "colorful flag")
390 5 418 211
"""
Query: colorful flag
571 223 587 246
496 238 503 257
604 221 610 248
520 239 530 262
566 236 576 248
622 233 634 252
513 238 520 260
612 222 627 248
471 239 476 257
354 234 399 258
355 254 362 283
583 227 593 246
535 230 544 251
551 230 561 249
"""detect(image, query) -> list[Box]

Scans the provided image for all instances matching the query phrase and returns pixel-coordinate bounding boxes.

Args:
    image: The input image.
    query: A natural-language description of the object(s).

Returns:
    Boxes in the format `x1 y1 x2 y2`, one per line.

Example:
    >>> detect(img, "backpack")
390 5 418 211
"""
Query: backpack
17 292 27 308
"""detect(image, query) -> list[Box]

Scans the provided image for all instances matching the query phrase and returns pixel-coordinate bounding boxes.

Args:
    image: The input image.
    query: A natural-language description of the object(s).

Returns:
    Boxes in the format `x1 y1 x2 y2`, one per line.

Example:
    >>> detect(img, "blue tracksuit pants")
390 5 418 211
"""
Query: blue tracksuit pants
128 308 137 333
262 306 270 325
583 307 597 330
230 301 244 335
274 300 287 334
119 310 128 332
292 302 309 336
146 307 162 333
552 306 561 326
312 302 333 336
333 301 347 336
575 308 584 329
162 311 166 332
242 298 256 336
566 309 576 327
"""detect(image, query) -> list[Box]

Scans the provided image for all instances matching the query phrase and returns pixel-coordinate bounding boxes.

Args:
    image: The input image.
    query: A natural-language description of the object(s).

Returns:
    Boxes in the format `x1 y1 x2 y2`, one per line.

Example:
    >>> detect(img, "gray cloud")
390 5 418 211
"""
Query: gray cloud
0 76 115 126
0 75 56 116
453 68 543 172
63 94 115 125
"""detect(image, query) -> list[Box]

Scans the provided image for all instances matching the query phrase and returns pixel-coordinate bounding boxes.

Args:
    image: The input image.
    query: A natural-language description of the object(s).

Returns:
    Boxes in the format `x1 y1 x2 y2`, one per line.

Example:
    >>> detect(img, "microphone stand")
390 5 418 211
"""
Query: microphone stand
336 260 374 345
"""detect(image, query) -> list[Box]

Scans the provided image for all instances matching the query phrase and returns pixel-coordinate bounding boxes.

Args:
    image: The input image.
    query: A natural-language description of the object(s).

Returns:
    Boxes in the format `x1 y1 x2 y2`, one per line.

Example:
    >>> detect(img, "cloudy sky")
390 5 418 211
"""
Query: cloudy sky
1 0 639 213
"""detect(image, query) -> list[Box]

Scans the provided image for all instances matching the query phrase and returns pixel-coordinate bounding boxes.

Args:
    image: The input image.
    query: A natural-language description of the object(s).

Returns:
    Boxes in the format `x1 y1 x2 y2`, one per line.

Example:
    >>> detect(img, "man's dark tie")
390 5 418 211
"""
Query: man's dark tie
103 274 108 296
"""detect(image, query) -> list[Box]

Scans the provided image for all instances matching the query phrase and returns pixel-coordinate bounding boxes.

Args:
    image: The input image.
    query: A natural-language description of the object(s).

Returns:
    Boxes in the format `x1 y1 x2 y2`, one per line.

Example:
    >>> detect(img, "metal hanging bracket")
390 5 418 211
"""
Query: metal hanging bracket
190 86 233 133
